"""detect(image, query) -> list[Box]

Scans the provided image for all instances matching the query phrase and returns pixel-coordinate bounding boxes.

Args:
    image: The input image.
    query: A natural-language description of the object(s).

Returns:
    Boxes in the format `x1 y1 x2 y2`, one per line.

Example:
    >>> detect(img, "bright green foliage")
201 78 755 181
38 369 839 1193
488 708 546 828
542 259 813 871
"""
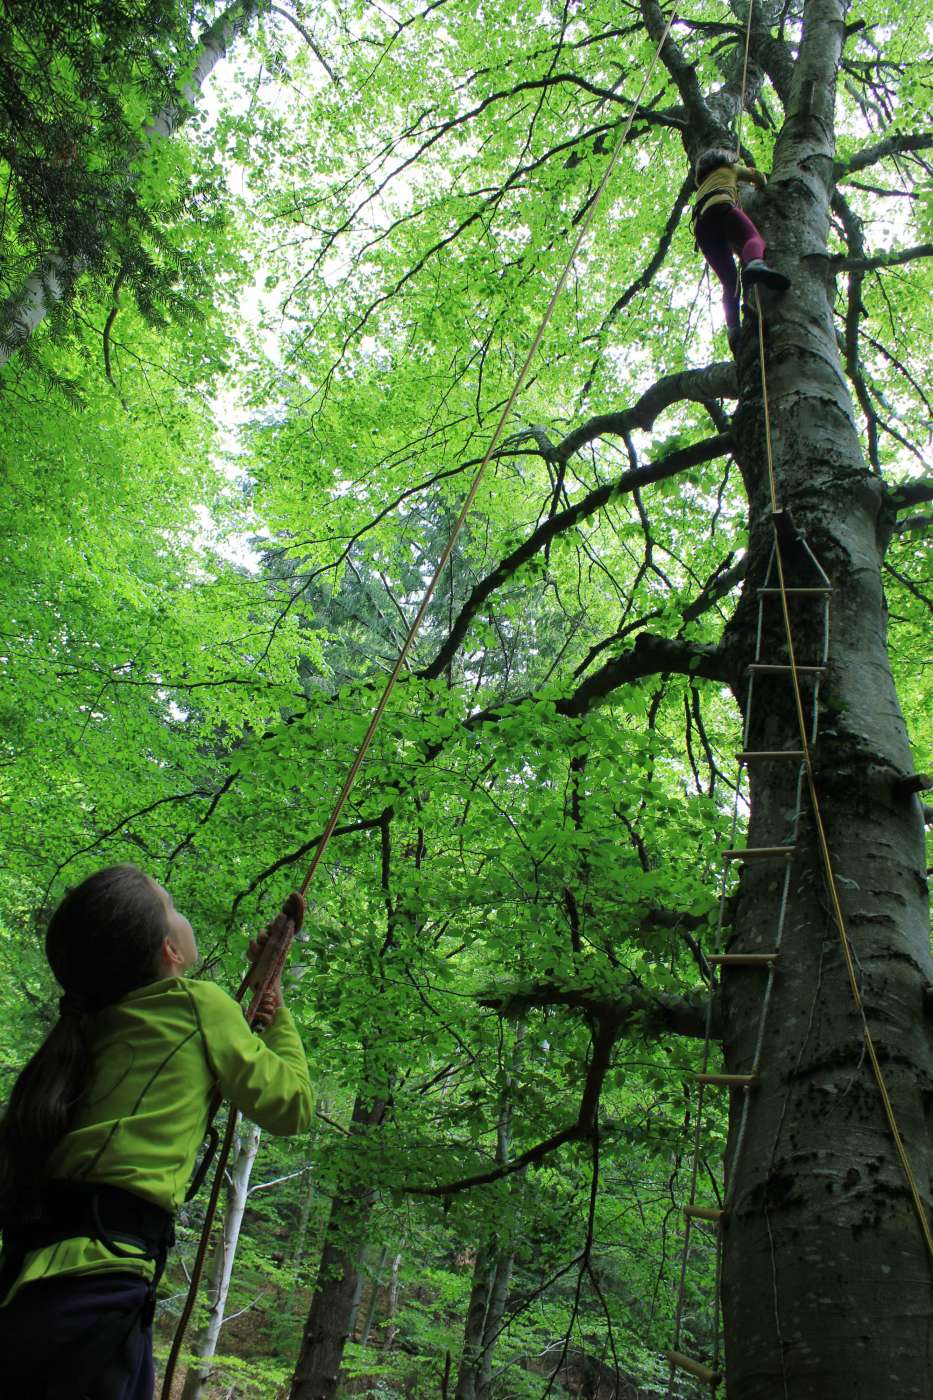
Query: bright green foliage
1 0 931 1396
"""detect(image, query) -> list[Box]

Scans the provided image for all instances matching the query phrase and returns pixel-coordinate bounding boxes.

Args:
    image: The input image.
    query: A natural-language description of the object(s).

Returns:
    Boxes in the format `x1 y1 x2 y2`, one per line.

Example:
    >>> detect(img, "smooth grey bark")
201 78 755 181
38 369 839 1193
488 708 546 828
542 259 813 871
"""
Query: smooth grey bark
0 0 261 368
180 1117 262 1400
475 1248 514 1400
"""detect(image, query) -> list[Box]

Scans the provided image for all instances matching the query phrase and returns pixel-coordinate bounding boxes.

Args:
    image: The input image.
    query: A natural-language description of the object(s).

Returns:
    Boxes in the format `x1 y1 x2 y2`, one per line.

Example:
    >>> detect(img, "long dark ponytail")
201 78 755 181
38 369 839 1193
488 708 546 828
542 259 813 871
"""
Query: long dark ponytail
0 864 168 1217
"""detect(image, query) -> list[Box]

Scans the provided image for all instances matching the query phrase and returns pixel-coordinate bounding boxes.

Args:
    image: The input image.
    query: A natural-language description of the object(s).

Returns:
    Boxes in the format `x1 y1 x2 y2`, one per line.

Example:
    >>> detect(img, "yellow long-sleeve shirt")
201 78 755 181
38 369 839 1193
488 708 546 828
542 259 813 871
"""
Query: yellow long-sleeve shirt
693 163 766 221
3 977 313 1302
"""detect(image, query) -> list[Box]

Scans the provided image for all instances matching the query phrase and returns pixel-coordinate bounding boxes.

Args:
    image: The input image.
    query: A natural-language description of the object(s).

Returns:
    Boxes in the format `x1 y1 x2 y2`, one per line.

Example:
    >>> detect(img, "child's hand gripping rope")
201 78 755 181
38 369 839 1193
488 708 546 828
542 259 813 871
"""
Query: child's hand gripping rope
243 891 306 1028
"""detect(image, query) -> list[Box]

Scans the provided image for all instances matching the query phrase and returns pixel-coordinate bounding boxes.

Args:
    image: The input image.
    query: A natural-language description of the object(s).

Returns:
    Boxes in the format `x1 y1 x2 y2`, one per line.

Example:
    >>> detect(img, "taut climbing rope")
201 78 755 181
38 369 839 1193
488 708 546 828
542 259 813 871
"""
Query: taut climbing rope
160 12 679 1396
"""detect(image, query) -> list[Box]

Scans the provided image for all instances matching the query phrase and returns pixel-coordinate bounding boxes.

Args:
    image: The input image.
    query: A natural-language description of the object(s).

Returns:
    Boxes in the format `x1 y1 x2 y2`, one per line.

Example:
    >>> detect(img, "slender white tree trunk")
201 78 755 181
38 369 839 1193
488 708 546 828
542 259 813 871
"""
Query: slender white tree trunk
381 1247 404 1351
357 1244 389 1347
180 1117 262 1400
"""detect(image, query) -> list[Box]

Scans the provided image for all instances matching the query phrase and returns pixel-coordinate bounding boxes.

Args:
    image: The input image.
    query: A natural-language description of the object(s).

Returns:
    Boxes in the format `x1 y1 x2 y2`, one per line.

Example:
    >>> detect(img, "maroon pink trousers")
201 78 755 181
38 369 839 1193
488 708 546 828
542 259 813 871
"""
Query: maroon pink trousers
695 202 766 329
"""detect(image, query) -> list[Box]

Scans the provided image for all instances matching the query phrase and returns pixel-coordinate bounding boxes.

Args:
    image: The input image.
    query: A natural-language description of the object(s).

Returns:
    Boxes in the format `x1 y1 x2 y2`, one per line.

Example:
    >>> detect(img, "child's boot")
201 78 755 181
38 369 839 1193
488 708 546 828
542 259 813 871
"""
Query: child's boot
743 259 790 292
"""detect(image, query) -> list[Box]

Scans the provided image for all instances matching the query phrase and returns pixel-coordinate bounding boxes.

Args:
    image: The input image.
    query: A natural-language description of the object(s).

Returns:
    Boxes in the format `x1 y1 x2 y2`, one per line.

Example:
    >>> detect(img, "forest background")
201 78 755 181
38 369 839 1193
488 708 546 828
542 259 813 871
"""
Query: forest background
1 0 931 1397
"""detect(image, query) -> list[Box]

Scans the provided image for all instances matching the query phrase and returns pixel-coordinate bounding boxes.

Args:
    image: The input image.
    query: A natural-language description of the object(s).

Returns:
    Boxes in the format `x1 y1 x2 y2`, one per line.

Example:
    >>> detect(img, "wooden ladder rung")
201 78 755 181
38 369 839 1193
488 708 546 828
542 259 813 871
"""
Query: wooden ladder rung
736 750 805 762
708 953 779 967
667 1351 722 1385
685 1205 728 1224
696 1073 758 1088
747 663 826 674
758 586 832 596
723 845 795 862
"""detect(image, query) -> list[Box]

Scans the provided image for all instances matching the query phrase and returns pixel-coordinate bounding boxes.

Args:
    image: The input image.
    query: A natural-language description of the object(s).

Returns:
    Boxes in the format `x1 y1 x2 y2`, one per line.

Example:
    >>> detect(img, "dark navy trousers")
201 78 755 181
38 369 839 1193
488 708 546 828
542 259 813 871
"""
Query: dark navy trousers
0 1272 153 1398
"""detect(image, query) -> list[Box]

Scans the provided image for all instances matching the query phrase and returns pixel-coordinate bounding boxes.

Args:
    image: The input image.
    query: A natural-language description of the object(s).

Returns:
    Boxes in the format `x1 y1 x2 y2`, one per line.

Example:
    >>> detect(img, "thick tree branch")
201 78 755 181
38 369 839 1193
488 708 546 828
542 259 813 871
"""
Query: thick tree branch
461 630 730 733
558 631 731 717
835 133 933 180
555 364 736 464
894 513 933 537
462 631 730 734
640 0 720 151
832 244 933 273
421 433 732 682
773 0 846 190
887 479 933 511
749 25 795 106
480 980 719 1040
832 191 881 471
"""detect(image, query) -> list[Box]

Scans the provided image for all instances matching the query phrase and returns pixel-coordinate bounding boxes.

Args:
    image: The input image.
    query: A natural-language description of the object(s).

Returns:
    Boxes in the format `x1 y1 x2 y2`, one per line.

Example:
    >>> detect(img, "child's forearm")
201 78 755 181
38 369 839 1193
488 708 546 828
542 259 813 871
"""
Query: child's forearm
738 165 767 189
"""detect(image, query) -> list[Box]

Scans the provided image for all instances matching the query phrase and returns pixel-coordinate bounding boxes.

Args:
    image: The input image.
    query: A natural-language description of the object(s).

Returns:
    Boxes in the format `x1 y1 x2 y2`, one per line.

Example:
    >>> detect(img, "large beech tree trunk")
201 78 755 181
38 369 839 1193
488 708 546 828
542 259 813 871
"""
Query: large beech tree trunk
709 0 933 1393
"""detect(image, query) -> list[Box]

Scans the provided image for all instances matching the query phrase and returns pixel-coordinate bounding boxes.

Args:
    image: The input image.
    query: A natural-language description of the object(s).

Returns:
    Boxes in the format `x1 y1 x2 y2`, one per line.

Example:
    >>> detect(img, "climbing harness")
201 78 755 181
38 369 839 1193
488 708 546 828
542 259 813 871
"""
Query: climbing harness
160 11 679 1396
665 295 933 1394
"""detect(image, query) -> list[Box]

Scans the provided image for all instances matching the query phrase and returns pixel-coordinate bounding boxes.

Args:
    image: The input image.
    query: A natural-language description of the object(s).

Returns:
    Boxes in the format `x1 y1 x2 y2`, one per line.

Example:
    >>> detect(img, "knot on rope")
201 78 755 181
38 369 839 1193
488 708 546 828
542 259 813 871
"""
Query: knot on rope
282 889 306 931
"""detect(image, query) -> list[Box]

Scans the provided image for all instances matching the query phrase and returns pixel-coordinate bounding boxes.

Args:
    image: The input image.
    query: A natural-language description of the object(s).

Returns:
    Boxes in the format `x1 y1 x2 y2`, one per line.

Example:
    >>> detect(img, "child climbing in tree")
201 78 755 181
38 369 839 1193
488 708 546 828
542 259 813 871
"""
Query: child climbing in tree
0 864 313 1399
692 147 790 352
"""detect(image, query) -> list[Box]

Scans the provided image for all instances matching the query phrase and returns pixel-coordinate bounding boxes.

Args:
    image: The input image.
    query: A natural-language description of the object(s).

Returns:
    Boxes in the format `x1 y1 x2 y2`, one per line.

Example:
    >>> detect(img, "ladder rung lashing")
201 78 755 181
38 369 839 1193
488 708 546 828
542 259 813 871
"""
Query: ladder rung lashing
757 586 832 596
667 1351 722 1385
723 845 795 862
696 1073 758 1088
747 663 826 674
685 1205 727 1223
736 750 806 761
707 953 779 966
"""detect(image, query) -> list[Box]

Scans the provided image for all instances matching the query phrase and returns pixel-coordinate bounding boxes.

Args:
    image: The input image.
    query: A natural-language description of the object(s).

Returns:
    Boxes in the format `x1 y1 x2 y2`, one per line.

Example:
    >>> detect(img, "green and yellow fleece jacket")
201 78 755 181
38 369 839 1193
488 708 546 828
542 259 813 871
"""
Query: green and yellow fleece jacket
4 976 312 1302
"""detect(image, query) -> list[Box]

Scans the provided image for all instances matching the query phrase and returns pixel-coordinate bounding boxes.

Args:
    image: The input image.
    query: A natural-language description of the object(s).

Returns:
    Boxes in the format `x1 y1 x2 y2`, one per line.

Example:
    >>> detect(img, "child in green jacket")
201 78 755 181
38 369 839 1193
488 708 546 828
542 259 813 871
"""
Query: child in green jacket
0 864 313 1399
